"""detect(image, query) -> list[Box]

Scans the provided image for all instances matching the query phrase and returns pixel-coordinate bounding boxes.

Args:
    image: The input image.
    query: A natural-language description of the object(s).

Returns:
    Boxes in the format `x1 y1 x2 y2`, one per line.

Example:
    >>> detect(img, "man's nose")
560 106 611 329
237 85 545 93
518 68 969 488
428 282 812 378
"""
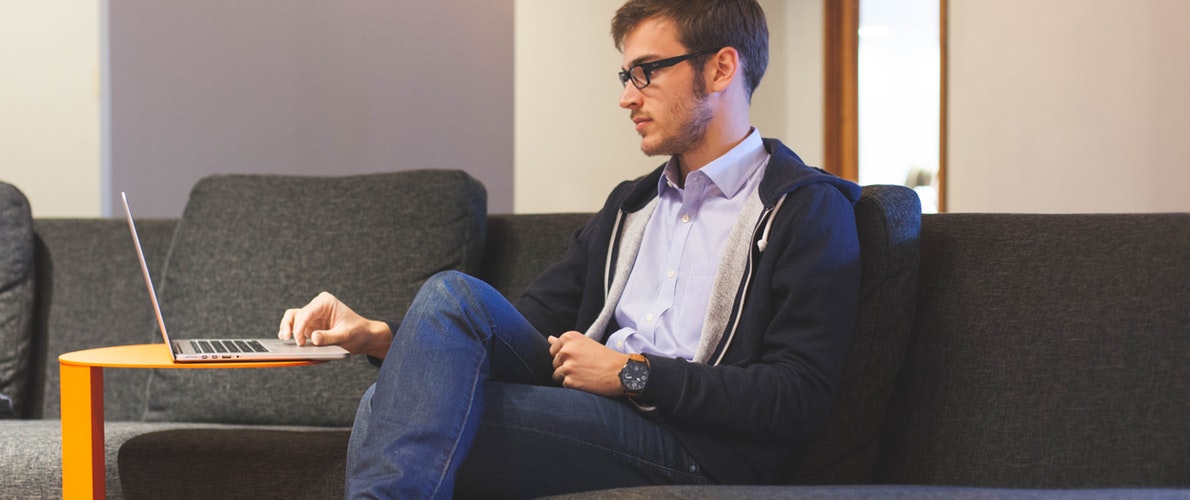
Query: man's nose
619 83 642 109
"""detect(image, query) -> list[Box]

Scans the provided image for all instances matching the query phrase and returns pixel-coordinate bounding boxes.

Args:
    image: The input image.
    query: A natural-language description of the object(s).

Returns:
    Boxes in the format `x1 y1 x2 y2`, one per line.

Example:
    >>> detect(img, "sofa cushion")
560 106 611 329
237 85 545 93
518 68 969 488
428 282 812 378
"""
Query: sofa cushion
144 171 486 426
32 219 177 420
0 182 34 419
787 184 921 483
0 419 346 500
118 427 349 500
545 484 1190 499
877 213 1190 487
479 213 593 300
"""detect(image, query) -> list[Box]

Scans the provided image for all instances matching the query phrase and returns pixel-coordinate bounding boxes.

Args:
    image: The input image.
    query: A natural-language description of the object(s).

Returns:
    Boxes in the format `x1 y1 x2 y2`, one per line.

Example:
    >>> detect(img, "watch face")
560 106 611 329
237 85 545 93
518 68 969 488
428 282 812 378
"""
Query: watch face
620 359 649 392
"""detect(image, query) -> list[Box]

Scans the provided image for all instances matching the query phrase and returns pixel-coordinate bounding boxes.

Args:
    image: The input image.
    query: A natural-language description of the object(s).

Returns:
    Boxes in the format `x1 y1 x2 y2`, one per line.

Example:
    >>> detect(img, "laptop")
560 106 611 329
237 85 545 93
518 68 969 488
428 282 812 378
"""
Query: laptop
122 192 350 362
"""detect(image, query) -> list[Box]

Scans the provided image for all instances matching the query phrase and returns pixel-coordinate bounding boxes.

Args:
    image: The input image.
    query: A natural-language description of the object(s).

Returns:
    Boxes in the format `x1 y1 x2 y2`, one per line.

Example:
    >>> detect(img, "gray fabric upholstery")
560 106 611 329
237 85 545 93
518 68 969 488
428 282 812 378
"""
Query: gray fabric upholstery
788 185 921 484
118 428 349 500
878 213 1190 488
144 171 486 426
115 209 587 500
0 182 34 419
31 219 176 420
479 213 593 300
0 419 349 499
7 170 1189 498
547 484 1190 499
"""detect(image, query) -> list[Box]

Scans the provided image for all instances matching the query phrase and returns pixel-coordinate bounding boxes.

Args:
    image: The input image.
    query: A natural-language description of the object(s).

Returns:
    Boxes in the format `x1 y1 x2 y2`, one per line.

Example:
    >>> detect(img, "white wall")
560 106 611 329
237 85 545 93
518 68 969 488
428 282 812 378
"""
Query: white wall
108 1 515 217
780 0 825 169
513 0 651 214
514 0 824 214
16 1 1188 218
0 1 102 217
948 0 1190 213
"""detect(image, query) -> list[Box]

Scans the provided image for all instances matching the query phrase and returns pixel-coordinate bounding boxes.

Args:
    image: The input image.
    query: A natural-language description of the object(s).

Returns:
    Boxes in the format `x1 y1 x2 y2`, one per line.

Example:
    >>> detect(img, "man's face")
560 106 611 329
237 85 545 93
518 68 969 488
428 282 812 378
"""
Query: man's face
619 17 713 158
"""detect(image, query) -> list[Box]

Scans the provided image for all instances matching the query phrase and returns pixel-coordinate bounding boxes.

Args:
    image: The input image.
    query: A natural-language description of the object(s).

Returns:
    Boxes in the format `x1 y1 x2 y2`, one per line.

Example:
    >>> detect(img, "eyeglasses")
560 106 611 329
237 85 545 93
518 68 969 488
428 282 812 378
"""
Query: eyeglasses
618 50 718 90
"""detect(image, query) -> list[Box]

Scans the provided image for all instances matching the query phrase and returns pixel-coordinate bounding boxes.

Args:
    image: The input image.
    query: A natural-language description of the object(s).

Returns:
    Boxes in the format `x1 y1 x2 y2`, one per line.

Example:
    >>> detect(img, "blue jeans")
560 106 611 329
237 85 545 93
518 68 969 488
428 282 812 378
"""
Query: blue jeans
345 271 710 499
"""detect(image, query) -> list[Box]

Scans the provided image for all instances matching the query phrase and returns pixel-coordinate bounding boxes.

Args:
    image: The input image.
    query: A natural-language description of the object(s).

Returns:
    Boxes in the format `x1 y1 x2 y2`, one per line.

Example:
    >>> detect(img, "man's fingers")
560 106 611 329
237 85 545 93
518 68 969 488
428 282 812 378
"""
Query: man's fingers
310 326 346 347
278 309 298 340
547 335 562 357
291 306 324 346
279 292 347 347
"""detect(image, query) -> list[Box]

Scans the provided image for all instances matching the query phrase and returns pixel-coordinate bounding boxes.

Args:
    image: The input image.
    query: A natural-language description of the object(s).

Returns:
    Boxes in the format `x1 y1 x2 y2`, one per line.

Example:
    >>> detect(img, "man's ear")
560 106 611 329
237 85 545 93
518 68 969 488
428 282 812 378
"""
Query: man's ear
706 47 740 94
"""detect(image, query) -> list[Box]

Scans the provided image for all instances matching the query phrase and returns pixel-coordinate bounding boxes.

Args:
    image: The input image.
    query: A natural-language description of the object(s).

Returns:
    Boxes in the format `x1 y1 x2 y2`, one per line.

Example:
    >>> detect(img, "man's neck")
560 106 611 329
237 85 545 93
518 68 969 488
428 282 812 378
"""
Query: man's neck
674 124 754 187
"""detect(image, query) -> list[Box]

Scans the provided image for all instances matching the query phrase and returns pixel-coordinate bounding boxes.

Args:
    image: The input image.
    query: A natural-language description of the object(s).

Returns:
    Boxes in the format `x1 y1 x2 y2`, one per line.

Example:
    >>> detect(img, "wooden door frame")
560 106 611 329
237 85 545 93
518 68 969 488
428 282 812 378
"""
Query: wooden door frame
822 0 859 183
823 0 947 211
938 0 948 212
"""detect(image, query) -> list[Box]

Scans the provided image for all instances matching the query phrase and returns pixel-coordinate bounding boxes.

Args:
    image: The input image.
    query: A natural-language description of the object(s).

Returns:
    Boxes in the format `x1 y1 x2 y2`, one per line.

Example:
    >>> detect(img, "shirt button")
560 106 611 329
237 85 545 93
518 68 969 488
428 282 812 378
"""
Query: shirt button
666 270 675 279
681 214 690 223
616 340 624 349
646 314 654 322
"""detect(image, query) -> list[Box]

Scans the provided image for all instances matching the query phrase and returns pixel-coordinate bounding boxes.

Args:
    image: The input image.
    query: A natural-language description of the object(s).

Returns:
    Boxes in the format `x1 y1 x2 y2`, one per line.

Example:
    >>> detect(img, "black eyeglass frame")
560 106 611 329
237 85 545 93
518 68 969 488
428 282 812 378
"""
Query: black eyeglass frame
618 50 719 90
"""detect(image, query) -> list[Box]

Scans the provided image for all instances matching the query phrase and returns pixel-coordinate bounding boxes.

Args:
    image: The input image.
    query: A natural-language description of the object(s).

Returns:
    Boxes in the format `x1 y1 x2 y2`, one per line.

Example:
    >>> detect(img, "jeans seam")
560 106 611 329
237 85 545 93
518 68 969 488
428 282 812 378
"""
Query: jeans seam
430 285 494 499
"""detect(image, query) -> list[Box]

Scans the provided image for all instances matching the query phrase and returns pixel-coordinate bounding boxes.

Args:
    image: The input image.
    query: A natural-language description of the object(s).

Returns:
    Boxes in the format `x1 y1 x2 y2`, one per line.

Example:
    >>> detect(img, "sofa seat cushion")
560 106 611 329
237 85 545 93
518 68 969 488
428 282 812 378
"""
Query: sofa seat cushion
0 419 340 499
545 484 1190 499
117 427 349 500
144 171 486 426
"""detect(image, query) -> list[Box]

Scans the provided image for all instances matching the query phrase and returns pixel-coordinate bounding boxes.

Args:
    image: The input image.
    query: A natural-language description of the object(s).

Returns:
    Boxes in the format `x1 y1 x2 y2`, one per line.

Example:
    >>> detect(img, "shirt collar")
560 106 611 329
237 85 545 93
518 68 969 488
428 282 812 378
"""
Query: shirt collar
658 128 767 198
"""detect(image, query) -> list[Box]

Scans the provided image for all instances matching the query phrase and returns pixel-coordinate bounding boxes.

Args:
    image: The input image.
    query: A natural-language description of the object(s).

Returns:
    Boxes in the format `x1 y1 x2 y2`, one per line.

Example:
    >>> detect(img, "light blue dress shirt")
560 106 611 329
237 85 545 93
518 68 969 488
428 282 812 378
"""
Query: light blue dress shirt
609 129 771 360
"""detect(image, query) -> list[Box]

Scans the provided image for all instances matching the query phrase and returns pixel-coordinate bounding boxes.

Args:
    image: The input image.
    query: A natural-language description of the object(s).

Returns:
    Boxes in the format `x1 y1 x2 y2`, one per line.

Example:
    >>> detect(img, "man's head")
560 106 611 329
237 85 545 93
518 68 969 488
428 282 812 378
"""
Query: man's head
612 0 769 101
611 0 769 169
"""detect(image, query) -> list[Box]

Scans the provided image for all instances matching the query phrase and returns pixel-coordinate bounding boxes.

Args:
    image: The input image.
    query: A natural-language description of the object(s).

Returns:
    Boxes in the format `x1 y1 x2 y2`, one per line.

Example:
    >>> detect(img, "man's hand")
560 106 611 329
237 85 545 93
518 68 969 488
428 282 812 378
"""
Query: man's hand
278 291 392 358
547 331 629 397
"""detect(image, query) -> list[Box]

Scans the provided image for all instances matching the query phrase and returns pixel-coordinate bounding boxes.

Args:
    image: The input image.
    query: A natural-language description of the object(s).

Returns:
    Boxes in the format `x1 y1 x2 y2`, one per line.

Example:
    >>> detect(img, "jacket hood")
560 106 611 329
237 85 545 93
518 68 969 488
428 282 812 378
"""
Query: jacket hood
758 138 861 208
620 138 860 212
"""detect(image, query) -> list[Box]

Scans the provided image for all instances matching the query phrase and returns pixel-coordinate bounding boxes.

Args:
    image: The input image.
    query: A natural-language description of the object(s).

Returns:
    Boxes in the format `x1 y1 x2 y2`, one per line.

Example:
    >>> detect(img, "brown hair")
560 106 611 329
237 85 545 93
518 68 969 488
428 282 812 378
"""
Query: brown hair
612 0 769 100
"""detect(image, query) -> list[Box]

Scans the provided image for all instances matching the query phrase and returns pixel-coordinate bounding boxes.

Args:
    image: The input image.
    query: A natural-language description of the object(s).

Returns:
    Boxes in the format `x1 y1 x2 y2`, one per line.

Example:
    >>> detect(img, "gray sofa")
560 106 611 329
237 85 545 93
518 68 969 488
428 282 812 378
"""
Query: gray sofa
0 171 1187 499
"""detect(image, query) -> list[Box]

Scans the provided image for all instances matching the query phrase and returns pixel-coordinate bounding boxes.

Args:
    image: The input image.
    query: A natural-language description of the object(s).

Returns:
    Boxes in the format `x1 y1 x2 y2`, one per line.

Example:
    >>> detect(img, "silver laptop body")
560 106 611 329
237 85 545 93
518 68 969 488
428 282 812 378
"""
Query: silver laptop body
122 192 349 362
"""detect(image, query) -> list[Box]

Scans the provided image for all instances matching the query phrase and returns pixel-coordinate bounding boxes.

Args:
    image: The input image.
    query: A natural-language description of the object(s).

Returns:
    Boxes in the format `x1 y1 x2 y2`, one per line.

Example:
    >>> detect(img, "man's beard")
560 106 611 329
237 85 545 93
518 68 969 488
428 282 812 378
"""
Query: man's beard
642 78 713 157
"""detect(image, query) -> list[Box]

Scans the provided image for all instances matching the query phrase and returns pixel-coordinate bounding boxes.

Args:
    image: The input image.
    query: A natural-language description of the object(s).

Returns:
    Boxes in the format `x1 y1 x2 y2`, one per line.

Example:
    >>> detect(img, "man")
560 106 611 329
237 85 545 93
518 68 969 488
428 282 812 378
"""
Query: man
279 0 861 497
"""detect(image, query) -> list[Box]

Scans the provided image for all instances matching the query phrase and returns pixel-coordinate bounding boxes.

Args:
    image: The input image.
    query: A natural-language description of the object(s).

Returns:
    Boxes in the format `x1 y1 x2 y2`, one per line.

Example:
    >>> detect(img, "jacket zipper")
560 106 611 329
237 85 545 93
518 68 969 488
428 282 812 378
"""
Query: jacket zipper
711 194 788 366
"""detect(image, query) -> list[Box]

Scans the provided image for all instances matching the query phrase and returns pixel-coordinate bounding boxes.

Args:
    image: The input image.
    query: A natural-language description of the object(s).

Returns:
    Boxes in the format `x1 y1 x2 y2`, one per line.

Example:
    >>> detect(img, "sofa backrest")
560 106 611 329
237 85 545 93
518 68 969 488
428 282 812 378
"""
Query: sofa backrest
0 182 35 419
479 213 593 301
787 184 922 483
877 213 1190 488
142 171 487 427
32 218 177 420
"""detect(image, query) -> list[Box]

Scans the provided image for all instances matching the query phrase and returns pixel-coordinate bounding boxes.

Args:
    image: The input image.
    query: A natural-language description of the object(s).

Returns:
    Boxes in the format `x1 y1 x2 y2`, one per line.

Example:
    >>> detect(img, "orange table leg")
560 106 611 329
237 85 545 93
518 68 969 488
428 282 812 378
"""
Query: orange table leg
60 363 105 499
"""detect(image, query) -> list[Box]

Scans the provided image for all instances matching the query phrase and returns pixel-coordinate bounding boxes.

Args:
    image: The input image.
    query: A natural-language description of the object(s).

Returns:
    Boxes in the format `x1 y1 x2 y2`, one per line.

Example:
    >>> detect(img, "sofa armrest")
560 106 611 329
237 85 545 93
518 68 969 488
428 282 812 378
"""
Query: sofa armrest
0 183 34 419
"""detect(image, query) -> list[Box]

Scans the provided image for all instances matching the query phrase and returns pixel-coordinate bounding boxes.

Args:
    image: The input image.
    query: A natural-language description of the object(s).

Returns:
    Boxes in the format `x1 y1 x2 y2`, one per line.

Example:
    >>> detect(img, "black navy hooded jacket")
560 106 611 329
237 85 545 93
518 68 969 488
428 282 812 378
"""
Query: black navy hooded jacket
514 138 862 483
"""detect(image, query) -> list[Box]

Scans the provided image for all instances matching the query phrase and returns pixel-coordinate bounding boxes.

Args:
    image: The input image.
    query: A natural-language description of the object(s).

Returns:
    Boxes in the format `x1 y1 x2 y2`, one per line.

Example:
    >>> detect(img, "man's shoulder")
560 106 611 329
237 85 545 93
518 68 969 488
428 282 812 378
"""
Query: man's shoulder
758 139 861 206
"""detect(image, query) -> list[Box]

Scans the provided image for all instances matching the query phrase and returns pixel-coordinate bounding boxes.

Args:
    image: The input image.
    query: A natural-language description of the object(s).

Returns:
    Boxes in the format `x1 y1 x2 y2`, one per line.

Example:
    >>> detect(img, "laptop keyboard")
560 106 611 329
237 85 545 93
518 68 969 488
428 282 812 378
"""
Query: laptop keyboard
191 340 269 354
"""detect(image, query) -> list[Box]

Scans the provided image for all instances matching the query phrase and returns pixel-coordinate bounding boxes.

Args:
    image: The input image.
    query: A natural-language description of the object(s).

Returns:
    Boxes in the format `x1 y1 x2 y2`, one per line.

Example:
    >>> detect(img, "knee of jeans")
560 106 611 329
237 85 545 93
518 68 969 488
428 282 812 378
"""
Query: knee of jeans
423 270 471 295
420 270 490 305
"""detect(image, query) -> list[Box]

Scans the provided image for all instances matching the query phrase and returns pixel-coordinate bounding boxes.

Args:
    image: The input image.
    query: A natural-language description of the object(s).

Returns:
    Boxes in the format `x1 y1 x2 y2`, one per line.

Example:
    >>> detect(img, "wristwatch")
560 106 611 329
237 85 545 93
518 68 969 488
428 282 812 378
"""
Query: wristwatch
619 353 650 397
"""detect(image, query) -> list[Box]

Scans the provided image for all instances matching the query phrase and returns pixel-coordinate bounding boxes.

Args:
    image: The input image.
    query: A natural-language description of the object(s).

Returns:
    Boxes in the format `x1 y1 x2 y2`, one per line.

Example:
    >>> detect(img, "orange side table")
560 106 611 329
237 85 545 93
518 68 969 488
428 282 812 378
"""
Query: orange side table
58 344 324 499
